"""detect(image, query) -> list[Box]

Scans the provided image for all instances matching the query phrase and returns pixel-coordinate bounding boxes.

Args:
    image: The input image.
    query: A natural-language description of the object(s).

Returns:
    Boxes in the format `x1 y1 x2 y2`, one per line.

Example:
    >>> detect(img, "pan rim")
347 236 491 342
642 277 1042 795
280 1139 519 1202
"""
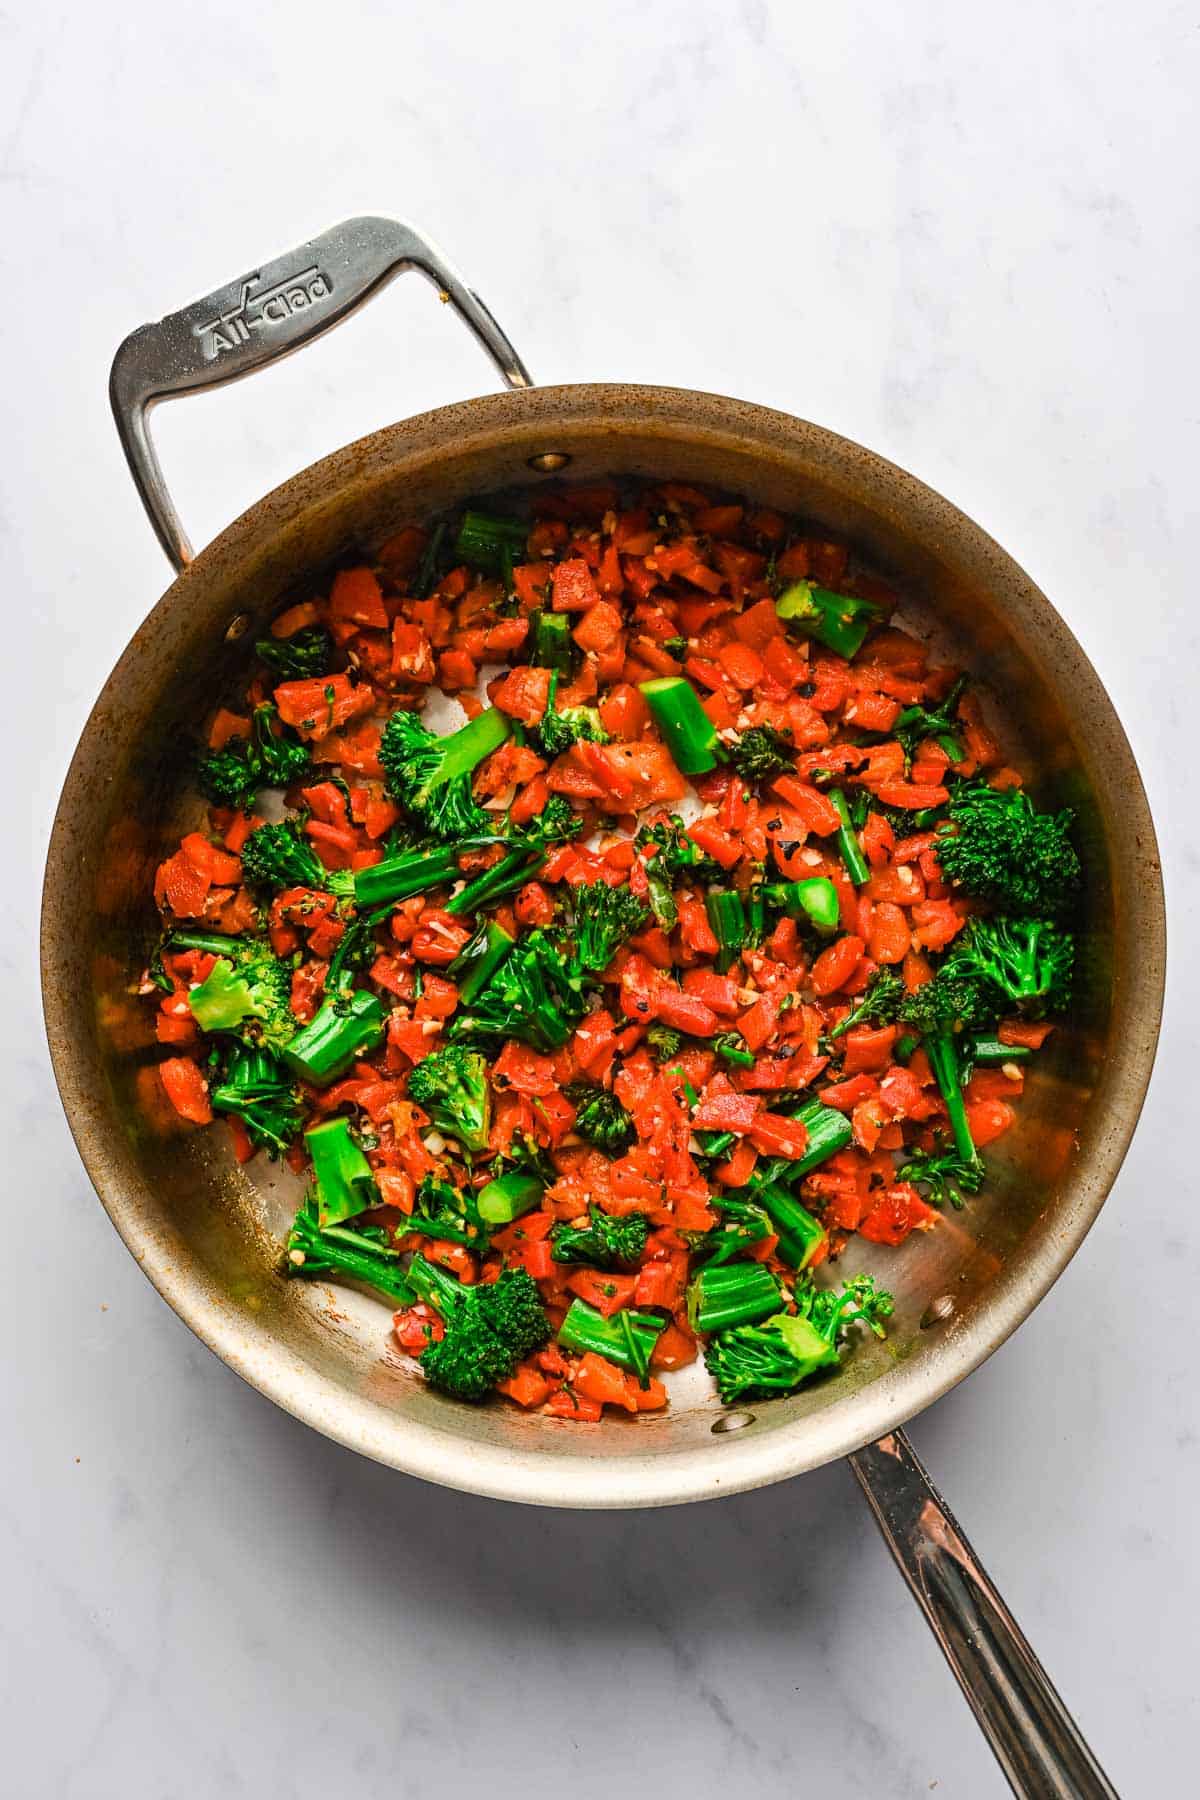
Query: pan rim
41 382 1167 1507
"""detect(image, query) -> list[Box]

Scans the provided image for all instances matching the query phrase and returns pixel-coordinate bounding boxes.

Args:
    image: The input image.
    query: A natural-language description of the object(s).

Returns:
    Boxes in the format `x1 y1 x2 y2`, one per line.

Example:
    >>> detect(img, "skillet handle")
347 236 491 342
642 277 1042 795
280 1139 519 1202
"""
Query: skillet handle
109 215 532 572
850 1431 1119 1799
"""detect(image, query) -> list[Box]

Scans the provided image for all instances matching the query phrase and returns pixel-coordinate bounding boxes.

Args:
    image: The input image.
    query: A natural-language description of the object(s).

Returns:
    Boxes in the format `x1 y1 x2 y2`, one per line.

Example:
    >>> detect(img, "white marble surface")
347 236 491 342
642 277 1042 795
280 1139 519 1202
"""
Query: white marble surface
3 3 1197 1793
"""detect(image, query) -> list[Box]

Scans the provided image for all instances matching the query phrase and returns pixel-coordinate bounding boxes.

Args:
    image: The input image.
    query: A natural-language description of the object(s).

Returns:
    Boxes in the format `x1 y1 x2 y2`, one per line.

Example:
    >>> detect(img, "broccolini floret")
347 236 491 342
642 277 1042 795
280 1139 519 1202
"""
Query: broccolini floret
401 1174 488 1249
899 1140 986 1210
195 703 311 807
239 818 355 897
941 915 1074 1018
704 1273 894 1403
407 1045 492 1152
900 968 996 1172
829 967 905 1040
379 705 510 841
937 782 1080 917
168 929 296 1057
646 1022 683 1061
406 1253 550 1402
635 814 720 882
450 928 586 1053
893 674 969 765
564 1083 635 1154
551 1203 648 1268
634 812 721 928
571 880 649 975
727 724 794 783
530 670 610 758
255 625 333 681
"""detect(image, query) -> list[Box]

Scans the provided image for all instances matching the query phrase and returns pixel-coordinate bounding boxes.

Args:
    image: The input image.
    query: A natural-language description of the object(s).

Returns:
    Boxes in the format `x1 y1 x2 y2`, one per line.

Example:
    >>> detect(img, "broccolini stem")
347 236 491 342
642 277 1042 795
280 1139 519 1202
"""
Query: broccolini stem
353 845 461 909
705 890 747 973
419 707 511 797
284 1207 417 1306
787 1099 854 1176
968 1035 1031 1066
530 610 574 672
305 1117 378 1225
695 1127 737 1160
639 676 721 774
557 1300 665 1372
762 876 840 936
452 510 528 575
323 902 393 997
687 1262 783 1333
446 919 515 1003
283 990 385 1086
166 928 247 961
475 1172 544 1225
829 789 869 887
754 1183 828 1269
775 581 881 659
411 522 448 600
405 1251 465 1315
446 848 544 917
923 1032 981 1170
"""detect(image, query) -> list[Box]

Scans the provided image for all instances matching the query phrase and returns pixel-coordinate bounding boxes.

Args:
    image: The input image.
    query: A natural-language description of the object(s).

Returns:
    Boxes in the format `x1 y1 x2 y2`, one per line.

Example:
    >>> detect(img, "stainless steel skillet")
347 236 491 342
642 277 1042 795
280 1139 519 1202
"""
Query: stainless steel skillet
42 216 1164 1798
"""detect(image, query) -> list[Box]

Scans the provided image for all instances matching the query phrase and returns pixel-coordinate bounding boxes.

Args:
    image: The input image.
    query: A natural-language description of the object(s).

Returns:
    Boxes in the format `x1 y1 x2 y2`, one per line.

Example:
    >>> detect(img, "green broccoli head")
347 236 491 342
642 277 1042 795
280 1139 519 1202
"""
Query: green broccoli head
898 1139 987 1209
728 725 794 783
194 744 262 809
646 1022 683 1062
407 1045 492 1152
420 1291 515 1402
181 934 296 1056
407 1253 549 1401
566 1084 636 1155
255 625 333 680
899 966 997 1039
571 880 649 975
511 792 584 850
829 966 905 1040
937 782 1080 917
478 1266 551 1361
532 672 611 758
551 1203 649 1268
942 915 1074 1017
240 818 355 897
704 1273 894 1403
379 706 509 841
195 703 312 807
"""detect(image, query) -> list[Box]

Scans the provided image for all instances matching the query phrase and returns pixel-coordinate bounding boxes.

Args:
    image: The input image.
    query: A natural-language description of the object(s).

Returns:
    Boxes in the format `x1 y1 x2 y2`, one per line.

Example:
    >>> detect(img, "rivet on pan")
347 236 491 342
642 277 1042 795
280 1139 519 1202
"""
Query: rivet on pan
712 1410 756 1434
224 613 252 642
527 451 572 473
921 1294 956 1329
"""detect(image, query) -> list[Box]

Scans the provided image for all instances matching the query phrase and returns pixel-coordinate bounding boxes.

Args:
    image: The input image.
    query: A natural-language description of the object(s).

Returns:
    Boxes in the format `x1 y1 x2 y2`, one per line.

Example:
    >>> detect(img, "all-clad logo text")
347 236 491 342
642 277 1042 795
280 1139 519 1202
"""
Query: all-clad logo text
193 266 333 359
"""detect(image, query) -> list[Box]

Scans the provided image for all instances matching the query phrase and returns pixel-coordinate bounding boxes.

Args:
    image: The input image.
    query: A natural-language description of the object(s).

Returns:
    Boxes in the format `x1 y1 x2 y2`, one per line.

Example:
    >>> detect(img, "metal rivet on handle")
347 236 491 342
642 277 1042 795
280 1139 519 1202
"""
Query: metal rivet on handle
712 1410 756 1434
921 1294 956 1329
527 451 572 473
224 613 252 642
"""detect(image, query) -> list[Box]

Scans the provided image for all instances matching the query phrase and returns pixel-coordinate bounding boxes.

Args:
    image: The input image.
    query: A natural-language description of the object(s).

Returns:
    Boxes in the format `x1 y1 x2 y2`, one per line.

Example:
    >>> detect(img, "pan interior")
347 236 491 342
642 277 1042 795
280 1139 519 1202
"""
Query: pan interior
42 387 1163 1505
